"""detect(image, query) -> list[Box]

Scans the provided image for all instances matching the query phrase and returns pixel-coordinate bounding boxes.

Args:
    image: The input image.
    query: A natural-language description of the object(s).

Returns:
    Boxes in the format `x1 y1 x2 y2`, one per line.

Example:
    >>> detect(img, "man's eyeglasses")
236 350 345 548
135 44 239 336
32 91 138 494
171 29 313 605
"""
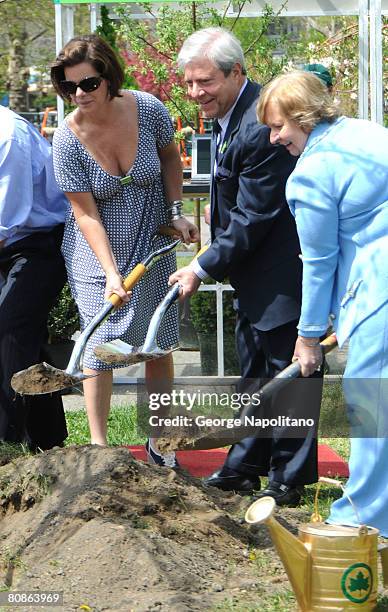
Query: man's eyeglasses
60 75 103 96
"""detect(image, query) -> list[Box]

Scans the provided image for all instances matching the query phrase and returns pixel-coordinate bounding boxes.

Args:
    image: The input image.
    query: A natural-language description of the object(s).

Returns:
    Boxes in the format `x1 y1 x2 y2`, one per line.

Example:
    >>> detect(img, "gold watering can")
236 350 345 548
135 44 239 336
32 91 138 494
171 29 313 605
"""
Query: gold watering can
245 478 388 611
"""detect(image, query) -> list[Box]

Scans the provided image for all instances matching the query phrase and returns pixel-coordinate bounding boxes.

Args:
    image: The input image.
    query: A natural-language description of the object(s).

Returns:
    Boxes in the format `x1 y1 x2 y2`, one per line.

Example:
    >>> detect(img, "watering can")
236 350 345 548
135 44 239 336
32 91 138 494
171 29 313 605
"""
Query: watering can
245 478 388 611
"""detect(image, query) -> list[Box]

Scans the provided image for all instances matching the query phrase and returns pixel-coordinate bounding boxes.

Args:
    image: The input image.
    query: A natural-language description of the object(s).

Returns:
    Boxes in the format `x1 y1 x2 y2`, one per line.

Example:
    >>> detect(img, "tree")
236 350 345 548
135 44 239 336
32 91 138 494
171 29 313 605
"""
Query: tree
0 0 55 111
115 1 288 130
289 15 388 121
114 5 387 125
96 4 137 91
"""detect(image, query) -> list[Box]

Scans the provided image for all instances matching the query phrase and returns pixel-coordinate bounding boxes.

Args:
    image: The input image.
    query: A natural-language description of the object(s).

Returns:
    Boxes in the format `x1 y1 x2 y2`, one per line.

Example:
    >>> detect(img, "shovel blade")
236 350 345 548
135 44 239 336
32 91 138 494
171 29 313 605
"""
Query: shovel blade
94 339 140 365
11 362 94 395
94 338 177 366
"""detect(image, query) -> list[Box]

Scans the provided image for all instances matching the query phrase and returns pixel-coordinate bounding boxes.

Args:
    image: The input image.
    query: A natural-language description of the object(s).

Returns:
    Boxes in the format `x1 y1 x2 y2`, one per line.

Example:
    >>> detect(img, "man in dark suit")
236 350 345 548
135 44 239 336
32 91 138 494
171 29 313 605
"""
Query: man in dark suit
169 27 322 506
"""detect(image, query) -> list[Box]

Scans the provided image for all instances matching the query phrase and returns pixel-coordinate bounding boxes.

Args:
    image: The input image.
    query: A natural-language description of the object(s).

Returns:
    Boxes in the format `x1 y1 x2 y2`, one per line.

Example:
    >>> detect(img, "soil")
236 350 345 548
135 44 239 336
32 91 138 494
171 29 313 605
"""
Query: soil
0 446 306 612
93 346 170 366
157 428 247 453
10 363 77 395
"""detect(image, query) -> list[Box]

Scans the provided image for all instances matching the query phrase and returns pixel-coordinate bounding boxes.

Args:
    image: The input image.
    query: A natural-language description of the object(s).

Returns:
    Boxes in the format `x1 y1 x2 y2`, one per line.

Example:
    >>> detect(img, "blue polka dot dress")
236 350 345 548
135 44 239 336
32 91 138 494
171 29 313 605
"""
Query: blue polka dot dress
52 91 178 370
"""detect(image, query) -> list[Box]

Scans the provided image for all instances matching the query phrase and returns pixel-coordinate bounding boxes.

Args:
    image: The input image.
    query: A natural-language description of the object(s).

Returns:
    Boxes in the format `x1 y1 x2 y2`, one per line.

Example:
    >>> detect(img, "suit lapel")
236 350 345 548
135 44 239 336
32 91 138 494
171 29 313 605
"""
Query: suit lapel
217 80 261 165
210 81 261 238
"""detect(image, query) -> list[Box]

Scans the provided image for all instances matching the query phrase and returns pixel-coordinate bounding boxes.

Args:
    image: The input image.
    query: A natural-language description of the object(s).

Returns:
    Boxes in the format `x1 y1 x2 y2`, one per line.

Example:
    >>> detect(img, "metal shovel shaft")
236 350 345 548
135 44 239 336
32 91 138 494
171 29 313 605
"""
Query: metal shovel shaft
66 300 113 375
142 283 181 353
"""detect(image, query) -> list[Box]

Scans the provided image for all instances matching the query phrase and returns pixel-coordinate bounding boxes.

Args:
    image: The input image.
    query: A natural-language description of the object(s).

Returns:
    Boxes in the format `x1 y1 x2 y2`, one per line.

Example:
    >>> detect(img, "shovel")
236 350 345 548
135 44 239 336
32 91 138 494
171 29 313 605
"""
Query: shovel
94 282 182 366
178 296 200 351
94 244 209 366
11 228 182 396
158 333 338 452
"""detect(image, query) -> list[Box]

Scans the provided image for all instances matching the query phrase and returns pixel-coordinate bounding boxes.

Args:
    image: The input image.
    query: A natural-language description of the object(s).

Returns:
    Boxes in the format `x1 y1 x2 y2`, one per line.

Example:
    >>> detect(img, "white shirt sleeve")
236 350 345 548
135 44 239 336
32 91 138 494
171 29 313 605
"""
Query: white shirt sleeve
189 257 209 281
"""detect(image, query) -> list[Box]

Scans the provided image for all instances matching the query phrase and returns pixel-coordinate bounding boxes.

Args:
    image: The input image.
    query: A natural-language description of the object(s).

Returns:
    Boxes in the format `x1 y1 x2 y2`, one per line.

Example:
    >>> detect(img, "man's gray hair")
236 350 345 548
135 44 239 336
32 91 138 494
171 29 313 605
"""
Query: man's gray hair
177 27 247 75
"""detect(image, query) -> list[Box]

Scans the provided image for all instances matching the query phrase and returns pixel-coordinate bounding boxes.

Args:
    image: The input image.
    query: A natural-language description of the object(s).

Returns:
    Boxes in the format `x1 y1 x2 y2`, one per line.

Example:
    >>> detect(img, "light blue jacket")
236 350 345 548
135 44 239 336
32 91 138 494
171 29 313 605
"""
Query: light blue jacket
286 117 388 346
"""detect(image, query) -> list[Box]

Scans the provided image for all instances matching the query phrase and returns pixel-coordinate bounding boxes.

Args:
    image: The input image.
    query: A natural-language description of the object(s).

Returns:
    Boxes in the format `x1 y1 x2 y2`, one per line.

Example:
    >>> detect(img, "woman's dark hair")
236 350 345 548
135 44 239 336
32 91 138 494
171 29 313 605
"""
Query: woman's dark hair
51 34 124 100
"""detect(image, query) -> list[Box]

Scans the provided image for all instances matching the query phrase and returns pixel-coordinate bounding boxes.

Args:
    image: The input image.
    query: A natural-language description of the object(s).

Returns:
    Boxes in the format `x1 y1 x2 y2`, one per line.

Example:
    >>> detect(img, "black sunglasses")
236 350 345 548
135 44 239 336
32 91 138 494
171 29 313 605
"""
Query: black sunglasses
60 75 103 96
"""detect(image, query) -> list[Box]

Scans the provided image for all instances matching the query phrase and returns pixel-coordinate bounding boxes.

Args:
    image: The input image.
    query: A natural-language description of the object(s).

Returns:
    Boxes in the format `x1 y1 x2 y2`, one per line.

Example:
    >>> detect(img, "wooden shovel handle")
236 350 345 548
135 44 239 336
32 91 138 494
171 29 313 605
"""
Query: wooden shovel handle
267 333 338 380
108 263 147 308
108 240 208 309
195 243 209 258
320 332 338 355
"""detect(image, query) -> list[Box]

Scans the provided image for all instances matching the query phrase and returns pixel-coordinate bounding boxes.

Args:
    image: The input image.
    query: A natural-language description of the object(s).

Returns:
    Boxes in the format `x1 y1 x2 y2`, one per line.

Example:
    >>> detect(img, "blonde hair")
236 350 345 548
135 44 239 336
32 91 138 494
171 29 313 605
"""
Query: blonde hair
257 70 341 131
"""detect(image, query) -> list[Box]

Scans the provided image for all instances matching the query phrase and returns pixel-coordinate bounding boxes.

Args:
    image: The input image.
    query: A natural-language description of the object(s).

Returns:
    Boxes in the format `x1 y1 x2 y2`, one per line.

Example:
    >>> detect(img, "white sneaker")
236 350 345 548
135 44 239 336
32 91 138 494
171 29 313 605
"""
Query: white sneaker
145 439 180 468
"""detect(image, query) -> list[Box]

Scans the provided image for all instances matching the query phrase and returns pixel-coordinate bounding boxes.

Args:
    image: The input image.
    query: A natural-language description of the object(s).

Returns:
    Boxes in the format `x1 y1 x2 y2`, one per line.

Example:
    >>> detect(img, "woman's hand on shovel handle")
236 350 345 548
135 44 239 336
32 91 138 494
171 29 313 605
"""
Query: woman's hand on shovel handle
169 266 201 299
104 270 131 306
292 336 323 377
172 217 200 244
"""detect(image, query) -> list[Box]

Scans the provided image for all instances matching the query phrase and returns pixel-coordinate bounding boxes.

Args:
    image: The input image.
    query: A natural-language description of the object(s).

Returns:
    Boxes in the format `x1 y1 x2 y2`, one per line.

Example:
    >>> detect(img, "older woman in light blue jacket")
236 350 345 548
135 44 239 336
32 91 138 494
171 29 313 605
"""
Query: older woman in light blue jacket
257 70 388 536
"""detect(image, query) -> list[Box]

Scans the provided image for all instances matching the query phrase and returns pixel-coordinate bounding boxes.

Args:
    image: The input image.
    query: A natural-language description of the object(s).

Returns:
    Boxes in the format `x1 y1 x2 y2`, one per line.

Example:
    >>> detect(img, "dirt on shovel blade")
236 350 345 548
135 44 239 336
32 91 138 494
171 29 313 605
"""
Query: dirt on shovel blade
94 346 156 365
11 363 76 395
156 422 229 454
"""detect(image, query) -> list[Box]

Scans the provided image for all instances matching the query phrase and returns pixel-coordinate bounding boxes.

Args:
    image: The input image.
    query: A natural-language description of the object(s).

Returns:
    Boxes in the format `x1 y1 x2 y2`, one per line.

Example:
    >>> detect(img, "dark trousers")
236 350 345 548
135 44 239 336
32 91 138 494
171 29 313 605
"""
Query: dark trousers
0 226 68 450
224 313 323 485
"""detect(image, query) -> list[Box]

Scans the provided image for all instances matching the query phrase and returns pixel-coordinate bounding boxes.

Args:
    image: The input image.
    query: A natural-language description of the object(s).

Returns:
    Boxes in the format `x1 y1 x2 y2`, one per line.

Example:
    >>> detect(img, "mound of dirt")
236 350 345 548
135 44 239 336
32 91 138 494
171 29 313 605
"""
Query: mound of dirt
0 446 304 611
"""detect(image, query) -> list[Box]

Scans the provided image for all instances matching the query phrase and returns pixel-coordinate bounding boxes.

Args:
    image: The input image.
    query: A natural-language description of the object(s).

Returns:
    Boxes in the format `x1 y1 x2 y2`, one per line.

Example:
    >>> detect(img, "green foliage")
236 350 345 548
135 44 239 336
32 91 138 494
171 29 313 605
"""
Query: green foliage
32 93 57 112
0 442 32 467
96 5 117 51
190 289 236 335
115 2 289 126
189 289 239 375
46 283 80 343
288 16 359 116
190 290 216 334
226 8 292 84
288 15 387 121
96 5 137 91
0 0 55 91
111 4 387 125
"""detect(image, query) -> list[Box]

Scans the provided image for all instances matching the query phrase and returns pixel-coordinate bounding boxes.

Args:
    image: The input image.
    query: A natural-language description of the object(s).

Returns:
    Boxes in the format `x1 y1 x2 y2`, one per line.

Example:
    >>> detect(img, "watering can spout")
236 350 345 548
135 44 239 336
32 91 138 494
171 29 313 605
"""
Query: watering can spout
245 497 311 611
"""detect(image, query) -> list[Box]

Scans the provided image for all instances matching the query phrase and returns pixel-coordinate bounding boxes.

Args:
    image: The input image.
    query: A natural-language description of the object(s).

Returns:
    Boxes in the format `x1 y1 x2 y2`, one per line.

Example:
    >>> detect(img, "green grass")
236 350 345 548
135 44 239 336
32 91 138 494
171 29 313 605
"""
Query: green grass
211 591 296 611
0 442 32 466
176 253 194 269
65 404 145 447
319 381 349 438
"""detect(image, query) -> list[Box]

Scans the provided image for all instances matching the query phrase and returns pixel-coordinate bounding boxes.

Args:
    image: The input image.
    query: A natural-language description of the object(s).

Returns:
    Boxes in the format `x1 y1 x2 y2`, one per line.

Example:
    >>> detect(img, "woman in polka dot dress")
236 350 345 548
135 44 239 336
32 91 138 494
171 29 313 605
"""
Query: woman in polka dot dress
50 35 199 457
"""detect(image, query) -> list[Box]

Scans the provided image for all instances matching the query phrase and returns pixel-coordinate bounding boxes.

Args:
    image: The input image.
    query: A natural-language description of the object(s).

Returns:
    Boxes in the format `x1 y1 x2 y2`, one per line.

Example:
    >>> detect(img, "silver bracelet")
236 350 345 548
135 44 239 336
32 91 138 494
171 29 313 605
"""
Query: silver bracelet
167 200 183 221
